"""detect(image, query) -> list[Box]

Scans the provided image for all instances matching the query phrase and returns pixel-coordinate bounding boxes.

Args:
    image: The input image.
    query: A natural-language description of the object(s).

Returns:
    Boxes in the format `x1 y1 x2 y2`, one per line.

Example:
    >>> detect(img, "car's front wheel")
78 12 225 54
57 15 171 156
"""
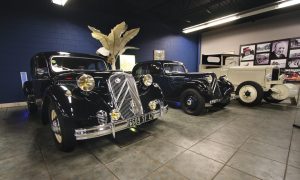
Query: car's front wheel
180 88 206 115
236 81 263 106
49 102 76 152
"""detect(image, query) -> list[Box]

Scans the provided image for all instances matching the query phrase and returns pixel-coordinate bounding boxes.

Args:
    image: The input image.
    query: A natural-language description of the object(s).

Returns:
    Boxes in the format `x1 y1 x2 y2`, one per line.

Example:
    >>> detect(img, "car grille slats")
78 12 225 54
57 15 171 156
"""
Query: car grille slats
108 73 143 120
210 74 222 99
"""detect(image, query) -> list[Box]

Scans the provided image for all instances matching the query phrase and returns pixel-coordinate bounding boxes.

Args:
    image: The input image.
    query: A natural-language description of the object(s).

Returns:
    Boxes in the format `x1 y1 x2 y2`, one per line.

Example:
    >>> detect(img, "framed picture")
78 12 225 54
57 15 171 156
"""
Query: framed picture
240 45 255 61
154 50 165 60
289 49 300 58
270 40 289 60
270 59 287 68
255 53 270 65
256 42 271 53
240 61 254 67
287 59 300 68
290 38 300 49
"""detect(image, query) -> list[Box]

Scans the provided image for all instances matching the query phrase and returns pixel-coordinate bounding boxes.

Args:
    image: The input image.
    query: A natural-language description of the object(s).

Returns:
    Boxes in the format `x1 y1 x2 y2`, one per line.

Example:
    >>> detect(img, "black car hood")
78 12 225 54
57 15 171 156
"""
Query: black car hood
53 71 125 92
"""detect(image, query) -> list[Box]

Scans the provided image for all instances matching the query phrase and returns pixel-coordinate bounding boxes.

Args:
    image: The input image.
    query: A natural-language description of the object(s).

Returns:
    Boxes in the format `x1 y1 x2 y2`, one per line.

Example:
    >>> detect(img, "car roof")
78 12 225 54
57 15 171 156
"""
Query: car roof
36 51 106 60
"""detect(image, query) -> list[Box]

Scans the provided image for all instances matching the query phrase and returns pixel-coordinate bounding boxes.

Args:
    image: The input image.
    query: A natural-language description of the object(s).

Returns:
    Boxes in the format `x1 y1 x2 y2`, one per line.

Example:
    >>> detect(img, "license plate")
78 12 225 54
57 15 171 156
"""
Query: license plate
128 113 158 127
210 99 221 104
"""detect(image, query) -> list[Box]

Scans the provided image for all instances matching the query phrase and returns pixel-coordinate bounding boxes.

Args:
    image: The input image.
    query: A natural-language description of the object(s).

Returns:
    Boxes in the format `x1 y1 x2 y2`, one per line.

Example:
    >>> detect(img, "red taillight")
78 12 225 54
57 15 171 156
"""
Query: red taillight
65 77 73 80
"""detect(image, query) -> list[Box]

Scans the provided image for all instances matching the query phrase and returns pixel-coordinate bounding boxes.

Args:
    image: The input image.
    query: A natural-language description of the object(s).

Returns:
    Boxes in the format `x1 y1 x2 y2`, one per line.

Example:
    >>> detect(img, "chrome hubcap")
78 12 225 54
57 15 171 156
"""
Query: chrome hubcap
239 85 258 103
186 98 193 106
51 110 62 143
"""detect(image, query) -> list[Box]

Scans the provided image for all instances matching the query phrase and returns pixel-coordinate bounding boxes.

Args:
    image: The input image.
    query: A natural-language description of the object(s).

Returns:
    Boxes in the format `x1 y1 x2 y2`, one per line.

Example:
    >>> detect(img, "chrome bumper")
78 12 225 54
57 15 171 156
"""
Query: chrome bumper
74 105 168 140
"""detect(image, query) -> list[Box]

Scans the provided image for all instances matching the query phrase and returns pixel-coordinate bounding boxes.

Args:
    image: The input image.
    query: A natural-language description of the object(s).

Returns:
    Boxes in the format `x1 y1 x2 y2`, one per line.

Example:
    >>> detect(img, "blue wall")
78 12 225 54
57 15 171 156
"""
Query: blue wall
0 4 199 103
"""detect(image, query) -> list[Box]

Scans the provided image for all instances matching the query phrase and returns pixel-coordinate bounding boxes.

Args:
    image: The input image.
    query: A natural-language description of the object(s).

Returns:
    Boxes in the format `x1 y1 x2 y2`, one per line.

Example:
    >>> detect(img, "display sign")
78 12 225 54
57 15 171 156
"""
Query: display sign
20 72 28 87
120 55 136 71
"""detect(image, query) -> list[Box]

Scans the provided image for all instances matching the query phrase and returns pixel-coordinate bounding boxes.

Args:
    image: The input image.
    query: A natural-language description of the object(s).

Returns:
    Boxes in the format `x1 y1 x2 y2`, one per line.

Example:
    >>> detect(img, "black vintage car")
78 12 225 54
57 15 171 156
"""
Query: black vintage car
132 60 234 115
23 52 167 152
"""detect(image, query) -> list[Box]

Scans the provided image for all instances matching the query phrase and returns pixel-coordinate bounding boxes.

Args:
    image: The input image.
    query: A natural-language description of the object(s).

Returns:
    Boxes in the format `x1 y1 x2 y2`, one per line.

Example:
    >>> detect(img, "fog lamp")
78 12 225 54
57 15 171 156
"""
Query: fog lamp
110 109 121 121
142 74 153 87
149 100 157 110
96 110 107 126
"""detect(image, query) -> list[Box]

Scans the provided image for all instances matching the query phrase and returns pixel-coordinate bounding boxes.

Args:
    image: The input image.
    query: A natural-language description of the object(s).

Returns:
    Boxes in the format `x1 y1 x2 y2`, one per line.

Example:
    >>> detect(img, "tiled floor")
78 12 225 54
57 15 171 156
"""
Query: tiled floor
0 101 300 180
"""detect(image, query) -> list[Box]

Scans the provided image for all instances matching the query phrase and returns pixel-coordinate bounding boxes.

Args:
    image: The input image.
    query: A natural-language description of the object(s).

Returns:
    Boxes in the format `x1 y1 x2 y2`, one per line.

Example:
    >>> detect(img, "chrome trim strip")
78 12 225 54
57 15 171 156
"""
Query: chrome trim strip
74 105 168 140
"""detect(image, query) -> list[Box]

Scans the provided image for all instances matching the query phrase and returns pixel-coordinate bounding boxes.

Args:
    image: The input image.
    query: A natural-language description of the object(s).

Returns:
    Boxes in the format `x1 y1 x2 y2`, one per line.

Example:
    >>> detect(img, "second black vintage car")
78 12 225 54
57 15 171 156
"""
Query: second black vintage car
23 52 167 152
132 60 234 115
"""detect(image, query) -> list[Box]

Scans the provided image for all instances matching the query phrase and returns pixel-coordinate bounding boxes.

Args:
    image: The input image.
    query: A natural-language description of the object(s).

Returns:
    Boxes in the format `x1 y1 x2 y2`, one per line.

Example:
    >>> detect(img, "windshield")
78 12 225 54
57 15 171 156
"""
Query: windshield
50 56 107 72
164 63 186 74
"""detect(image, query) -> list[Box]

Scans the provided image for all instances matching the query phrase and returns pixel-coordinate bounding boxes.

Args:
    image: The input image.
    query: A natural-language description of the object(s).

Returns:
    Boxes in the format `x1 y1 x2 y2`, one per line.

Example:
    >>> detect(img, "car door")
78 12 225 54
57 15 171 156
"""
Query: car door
32 55 51 99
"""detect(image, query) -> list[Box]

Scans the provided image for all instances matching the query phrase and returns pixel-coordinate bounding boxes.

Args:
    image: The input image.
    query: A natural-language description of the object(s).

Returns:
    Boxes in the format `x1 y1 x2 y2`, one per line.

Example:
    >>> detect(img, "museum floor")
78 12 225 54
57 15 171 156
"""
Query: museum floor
0 101 300 180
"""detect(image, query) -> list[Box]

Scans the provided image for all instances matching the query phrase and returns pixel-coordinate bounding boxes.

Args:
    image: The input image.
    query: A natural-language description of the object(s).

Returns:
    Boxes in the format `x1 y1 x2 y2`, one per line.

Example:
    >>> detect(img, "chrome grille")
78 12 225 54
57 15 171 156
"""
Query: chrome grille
108 73 143 120
210 74 222 99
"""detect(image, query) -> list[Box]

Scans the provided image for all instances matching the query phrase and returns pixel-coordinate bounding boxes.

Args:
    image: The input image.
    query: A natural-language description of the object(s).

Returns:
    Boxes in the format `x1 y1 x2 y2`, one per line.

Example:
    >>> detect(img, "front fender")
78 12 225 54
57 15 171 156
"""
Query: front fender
138 83 166 113
45 85 112 121
181 80 209 95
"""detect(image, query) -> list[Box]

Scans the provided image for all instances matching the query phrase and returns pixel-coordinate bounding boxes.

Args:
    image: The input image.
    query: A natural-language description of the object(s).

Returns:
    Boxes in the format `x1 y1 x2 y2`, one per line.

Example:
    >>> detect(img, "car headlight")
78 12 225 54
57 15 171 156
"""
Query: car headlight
142 74 153 87
77 74 95 91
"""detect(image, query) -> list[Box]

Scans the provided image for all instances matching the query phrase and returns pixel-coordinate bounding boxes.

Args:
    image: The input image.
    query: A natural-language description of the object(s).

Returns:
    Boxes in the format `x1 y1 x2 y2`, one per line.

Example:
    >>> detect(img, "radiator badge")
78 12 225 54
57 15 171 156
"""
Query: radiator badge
115 78 121 84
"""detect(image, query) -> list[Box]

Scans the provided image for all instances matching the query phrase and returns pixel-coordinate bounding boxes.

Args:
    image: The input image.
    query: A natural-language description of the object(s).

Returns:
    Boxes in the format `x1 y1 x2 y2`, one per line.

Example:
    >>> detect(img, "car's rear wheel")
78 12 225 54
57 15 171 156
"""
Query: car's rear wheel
49 102 76 152
263 92 284 103
236 81 263 106
180 88 206 115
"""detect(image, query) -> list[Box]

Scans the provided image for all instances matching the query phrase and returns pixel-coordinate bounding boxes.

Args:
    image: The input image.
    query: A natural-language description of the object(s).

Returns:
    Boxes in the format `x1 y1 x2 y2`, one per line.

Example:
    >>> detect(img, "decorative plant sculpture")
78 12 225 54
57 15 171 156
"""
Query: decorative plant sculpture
88 22 140 70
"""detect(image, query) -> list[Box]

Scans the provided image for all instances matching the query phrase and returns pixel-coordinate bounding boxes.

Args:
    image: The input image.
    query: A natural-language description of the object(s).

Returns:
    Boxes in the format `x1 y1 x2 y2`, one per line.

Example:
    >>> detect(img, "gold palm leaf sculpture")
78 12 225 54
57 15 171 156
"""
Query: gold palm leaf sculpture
88 22 140 70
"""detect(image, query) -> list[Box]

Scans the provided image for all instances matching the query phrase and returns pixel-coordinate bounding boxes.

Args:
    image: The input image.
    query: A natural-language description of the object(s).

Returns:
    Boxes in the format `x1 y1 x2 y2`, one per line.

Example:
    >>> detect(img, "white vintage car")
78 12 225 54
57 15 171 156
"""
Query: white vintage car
200 54 298 106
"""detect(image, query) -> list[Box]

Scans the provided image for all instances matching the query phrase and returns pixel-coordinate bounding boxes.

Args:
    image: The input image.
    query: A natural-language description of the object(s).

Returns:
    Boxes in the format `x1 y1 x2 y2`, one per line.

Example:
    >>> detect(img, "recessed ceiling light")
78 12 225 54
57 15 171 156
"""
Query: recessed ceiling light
51 0 68 6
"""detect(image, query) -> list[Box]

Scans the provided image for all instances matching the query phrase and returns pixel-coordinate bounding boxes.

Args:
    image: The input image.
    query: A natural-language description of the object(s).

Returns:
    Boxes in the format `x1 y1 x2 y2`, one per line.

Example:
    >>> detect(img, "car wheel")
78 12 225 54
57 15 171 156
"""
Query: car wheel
49 102 76 152
236 81 263 106
180 89 206 115
263 92 283 103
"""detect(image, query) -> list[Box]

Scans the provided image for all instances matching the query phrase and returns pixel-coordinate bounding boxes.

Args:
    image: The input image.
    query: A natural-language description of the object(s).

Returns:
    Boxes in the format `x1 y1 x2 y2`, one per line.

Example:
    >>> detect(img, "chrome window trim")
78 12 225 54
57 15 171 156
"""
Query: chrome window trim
49 55 108 73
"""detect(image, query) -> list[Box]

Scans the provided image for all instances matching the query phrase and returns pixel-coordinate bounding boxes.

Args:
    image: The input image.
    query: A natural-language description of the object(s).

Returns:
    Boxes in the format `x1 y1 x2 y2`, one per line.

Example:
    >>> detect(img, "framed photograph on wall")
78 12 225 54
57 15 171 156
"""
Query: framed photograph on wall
270 59 287 68
290 38 300 49
255 53 270 65
256 42 271 53
270 40 289 60
240 44 255 61
289 49 300 58
287 59 300 68
154 50 165 60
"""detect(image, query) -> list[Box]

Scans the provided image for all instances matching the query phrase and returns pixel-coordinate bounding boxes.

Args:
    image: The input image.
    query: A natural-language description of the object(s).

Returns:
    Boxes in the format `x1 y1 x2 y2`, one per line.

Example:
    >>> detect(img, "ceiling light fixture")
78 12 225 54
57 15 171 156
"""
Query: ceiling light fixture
183 0 300 33
277 0 300 9
51 0 68 6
